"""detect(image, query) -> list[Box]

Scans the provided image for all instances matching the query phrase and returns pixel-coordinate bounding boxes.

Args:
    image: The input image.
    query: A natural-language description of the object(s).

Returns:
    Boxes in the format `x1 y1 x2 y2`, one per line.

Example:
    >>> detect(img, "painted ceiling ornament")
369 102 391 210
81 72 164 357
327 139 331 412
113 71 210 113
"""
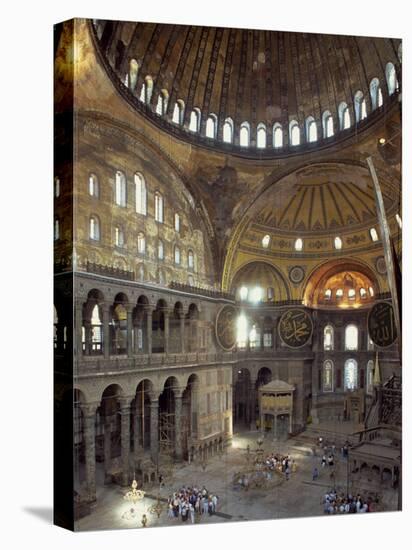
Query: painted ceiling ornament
215 304 238 351
289 266 305 284
368 301 397 348
278 308 313 348
376 256 387 275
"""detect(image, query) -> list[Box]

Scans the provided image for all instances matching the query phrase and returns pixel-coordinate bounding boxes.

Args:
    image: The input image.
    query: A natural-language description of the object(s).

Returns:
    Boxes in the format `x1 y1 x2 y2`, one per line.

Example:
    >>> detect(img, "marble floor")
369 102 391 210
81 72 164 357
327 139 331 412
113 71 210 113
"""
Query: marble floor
75 427 398 531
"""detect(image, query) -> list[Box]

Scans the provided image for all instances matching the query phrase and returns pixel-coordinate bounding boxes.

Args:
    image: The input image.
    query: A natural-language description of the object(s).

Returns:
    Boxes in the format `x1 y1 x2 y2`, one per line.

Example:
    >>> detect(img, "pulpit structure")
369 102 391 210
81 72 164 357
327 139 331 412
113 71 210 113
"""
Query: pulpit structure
258 380 295 440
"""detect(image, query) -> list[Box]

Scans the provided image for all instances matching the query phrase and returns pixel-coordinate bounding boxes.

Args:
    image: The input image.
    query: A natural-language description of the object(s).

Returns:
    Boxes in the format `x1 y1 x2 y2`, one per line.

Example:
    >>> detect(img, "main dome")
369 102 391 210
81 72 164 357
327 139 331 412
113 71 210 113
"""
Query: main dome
91 20 401 155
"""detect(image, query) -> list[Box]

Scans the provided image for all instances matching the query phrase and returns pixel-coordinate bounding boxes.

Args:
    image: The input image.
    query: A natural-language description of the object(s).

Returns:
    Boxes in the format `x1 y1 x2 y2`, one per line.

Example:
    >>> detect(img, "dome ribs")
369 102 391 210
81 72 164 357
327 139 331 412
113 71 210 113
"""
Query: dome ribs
201 27 224 132
183 27 209 126
166 25 194 118
217 28 237 139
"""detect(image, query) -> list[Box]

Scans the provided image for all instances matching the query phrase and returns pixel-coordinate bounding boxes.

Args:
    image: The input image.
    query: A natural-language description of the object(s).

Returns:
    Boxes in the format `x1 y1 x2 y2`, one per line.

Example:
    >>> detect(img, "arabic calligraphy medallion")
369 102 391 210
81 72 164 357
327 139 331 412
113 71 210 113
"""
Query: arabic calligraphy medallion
278 308 313 348
215 305 237 351
367 301 397 348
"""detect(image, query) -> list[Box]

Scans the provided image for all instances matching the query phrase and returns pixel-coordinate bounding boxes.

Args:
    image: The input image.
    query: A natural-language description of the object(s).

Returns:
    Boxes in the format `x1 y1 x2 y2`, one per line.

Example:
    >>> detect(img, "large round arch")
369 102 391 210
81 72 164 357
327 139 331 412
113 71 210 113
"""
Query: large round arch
231 260 291 302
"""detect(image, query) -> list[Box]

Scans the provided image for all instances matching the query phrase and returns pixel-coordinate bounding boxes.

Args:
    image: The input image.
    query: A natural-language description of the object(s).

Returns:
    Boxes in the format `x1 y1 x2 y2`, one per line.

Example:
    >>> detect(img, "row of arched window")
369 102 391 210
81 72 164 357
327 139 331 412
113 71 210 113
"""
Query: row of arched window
322 358 374 393
323 323 374 351
124 59 399 148
323 286 374 301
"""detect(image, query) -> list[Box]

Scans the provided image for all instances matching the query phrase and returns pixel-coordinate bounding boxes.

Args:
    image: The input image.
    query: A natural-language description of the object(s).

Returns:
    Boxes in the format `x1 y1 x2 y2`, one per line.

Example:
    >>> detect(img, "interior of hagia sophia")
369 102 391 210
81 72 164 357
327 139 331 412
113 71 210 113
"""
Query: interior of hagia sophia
53 19 402 530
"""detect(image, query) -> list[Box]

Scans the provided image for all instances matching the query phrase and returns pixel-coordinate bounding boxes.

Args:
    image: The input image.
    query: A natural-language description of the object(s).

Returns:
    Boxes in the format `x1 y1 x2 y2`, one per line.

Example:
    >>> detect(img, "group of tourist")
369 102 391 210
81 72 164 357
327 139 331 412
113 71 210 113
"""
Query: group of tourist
167 486 219 523
260 452 296 481
322 491 377 514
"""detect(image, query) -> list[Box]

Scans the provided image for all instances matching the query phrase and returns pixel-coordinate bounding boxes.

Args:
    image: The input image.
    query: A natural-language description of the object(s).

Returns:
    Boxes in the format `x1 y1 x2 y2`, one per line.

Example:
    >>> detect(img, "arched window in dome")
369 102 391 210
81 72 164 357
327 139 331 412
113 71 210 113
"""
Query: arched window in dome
54 219 60 241
223 117 234 143
249 287 263 303
114 225 125 248
334 236 342 250
324 288 332 300
370 78 383 110
323 360 333 392
344 358 358 391
354 91 367 123
385 62 398 95
396 213 402 229
338 102 351 130
369 286 374 297
174 213 180 232
89 173 99 198
174 245 181 265
370 227 379 242
54 176 60 198
158 239 164 260
240 122 250 147
172 100 185 125
345 324 358 351
336 288 343 299
289 120 300 146
129 59 139 91
154 192 164 223
267 287 274 301
360 287 367 299
273 123 283 148
188 249 195 270
137 232 146 255
135 172 147 215
257 123 267 148
156 89 169 115
306 116 317 142
348 288 356 301
262 234 270 248
322 111 334 138
189 108 201 132
115 170 126 207
89 215 100 241
324 325 334 351
205 114 217 139
239 286 248 301
294 238 303 252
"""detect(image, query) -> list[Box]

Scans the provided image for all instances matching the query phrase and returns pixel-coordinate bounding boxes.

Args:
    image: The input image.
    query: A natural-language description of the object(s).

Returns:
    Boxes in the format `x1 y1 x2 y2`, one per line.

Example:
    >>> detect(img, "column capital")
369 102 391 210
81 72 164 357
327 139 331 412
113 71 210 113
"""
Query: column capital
148 392 161 403
118 396 134 410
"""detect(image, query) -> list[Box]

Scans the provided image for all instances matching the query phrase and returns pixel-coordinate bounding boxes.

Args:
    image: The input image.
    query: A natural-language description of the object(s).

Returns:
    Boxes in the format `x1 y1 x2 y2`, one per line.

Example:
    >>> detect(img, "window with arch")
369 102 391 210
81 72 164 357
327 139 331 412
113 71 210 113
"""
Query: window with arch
294 238 303 251
344 358 358 391
366 359 374 394
240 122 250 147
396 213 402 229
324 288 332 300
323 360 334 392
114 226 125 247
236 313 248 349
336 288 343 299
306 116 317 142
385 62 398 95
129 59 139 91
322 111 334 138
370 227 379 242
91 304 103 352
334 236 342 250
54 177 60 198
156 89 169 115
345 324 358 350
249 324 261 349
223 117 233 143
239 286 248 301
89 216 100 241
354 91 366 123
188 249 194 270
158 239 164 260
257 123 267 148
115 171 126 207
367 335 374 351
273 123 283 148
338 102 351 130
369 286 374 297
324 325 334 351
370 78 383 110
174 213 180 232
54 219 60 241
137 232 146 255
172 100 185 125
140 76 153 104
360 287 367 299
189 108 201 132
205 114 217 139
135 173 147 215
262 234 270 248
154 192 164 223
348 288 356 301
88 173 99 197
267 287 274 301
174 245 181 265
289 120 300 146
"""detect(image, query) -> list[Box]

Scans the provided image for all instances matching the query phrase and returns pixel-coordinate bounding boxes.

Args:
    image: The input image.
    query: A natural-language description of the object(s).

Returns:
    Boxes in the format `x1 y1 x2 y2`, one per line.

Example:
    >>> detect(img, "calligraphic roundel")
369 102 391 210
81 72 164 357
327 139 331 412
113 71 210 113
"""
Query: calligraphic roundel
215 305 237 351
278 308 313 348
368 301 397 348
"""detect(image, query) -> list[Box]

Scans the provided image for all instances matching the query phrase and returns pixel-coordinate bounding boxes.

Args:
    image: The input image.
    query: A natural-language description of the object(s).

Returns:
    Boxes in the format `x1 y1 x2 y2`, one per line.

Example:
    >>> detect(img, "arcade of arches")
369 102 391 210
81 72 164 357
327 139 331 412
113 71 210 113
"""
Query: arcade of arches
54 19 402 527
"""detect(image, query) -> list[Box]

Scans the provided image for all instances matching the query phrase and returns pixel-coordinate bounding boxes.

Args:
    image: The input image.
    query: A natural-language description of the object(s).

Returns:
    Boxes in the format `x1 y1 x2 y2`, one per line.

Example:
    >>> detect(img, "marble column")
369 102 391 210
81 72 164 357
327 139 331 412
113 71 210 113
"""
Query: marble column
164 309 170 354
174 393 183 460
127 308 133 357
180 315 185 353
146 308 152 356
150 398 159 462
120 403 131 486
104 418 112 484
102 304 110 359
83 404 97 502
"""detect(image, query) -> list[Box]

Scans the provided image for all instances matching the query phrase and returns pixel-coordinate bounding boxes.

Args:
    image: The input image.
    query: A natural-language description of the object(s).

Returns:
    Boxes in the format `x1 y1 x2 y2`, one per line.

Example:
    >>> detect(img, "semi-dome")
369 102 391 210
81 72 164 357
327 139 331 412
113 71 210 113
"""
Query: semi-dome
90 20 401 156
